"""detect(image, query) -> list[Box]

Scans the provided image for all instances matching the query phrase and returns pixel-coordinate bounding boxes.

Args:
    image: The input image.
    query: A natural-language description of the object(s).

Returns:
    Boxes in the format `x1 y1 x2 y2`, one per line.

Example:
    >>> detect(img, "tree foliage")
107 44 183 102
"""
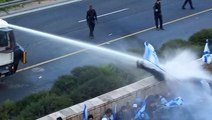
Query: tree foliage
189 28 212 46
0 64 135 119
159 29 212 58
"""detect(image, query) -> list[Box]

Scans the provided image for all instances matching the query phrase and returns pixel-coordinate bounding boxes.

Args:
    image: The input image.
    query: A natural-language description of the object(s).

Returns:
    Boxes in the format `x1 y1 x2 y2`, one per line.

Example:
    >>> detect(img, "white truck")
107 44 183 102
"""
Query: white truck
0 19 26 78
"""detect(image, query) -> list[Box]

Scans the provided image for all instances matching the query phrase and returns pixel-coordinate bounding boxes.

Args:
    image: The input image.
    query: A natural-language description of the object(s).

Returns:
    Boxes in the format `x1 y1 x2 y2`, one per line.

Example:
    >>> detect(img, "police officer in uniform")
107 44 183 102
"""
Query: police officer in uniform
182 0 194 9
153 0 164 30
86 5 97 38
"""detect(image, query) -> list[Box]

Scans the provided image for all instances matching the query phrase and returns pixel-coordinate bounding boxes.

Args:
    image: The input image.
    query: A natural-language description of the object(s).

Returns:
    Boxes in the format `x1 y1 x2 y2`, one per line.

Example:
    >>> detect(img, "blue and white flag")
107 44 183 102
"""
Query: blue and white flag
135 97 147 119
160 96 168 105
143 42 160 66
165 97 183 108
83 104 88 120
113 104 117 120
202 39 211 64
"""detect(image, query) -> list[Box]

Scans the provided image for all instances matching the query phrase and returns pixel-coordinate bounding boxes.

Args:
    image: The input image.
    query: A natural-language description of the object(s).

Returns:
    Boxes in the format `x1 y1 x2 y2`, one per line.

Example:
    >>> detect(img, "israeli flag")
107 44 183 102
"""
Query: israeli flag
165 97 183 108
113 104 117 120
83 104 88 120
160 96 168 105
143 42 160 66
135 97 147 119
202 39 211 64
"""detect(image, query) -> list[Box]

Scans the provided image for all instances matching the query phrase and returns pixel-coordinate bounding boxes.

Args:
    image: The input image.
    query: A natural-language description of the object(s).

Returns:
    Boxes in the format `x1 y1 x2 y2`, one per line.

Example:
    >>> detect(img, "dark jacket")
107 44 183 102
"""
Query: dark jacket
153 2 161 15
86 9 97 24
117 107 132 120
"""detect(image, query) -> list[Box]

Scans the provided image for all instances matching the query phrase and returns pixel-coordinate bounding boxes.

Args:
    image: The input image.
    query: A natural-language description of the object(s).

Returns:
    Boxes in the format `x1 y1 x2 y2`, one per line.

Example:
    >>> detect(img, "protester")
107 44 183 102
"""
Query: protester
126 101 131 110
117 106 132 120
145 95 159 119
134 97 150 120
88 114 94 120
101 93 186 120
56 117 63 120
135 98 143 107
131 103 139 118
102 108 114 120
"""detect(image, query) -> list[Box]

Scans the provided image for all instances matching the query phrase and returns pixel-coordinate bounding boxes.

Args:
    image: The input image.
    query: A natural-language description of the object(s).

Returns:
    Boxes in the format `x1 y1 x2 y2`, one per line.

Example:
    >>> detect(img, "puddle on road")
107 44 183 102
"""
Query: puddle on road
31 67 45 73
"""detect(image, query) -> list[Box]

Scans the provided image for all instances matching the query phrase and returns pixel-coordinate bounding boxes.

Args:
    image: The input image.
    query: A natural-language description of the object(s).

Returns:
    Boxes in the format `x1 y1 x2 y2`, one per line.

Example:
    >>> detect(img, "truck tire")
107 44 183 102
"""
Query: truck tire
13 64 18 73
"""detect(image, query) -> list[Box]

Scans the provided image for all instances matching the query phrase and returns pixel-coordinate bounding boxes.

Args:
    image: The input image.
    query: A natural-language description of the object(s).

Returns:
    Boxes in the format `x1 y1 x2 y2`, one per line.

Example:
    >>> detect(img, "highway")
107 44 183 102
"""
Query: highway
0 0 212 103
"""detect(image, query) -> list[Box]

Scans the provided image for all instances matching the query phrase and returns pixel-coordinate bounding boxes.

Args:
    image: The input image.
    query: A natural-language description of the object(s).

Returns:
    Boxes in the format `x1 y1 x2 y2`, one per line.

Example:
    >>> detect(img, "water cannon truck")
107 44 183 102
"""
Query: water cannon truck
0 19 26 78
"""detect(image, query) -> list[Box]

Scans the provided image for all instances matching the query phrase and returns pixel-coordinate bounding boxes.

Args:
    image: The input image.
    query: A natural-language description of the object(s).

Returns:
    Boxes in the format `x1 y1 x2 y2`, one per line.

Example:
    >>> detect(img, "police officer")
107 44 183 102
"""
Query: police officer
153 0 164 30
182 0 194 9
86 5 97 38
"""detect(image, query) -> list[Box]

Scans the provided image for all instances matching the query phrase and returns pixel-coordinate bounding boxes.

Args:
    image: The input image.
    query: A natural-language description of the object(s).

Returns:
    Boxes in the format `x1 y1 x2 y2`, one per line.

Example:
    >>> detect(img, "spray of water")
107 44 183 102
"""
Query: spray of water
163 50 211 80
9 23 211 81
161 50 212 120
9 23 212 119
8 24 141 65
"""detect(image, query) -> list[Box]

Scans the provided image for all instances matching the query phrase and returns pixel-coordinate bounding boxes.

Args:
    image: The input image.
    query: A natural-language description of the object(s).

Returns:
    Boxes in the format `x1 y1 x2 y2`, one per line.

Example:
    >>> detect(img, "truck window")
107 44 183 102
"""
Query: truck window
0 32 8 47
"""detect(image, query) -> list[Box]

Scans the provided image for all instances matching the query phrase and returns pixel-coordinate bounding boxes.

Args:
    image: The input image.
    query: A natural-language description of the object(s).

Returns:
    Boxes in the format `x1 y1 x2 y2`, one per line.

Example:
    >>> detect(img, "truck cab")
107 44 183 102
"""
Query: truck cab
0 19 26 78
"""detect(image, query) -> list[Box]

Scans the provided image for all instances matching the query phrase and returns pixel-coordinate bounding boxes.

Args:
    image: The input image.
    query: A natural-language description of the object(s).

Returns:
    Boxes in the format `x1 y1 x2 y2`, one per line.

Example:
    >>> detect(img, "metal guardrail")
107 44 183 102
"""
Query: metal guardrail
0 0 37 9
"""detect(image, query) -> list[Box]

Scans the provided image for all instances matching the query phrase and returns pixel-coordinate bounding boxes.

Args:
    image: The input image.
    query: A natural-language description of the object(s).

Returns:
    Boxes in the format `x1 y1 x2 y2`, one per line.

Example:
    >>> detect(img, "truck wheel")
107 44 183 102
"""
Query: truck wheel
13 64 18 73
10 64 18 74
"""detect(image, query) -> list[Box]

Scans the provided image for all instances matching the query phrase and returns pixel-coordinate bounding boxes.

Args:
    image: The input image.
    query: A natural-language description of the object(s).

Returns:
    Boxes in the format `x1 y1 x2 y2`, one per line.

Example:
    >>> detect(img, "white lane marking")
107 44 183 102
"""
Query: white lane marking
78 8 129 23
16 8 212 73
1 0 82 19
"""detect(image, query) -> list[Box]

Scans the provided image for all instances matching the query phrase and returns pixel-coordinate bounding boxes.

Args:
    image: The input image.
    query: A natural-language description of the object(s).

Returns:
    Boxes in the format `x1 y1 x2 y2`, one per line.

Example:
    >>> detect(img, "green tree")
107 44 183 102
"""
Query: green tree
51 75 78 95
14 94 72 120
0 64 135 119
0 99 16 119
189 28 212 46
69 64 134 104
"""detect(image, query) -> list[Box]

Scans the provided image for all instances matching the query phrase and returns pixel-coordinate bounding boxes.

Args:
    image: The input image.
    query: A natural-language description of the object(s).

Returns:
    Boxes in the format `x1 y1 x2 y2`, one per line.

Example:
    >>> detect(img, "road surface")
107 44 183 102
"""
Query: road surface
0 0 211 103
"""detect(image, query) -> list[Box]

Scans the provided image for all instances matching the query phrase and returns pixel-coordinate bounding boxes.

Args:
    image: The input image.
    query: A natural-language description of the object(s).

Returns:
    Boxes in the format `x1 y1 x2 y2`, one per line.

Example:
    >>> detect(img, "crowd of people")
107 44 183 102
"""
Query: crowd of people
84 92 193 120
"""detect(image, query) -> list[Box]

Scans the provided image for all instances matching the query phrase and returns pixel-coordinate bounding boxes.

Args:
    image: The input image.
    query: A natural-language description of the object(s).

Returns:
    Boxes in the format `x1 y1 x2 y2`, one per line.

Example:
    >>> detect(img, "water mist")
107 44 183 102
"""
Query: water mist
8 23 212 119
162 50 212 120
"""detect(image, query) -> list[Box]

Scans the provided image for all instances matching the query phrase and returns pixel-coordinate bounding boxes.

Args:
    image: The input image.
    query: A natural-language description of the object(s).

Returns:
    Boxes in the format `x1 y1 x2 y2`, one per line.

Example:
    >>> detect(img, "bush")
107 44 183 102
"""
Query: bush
157 39 191 59
51 75 77 95
0 64 136 119
189 28 212 46
0 0 14 3
52 64 135 104
0 100 16 120
159 39 189 52
159 29 212 58
69 65 135 104
14 94 72 120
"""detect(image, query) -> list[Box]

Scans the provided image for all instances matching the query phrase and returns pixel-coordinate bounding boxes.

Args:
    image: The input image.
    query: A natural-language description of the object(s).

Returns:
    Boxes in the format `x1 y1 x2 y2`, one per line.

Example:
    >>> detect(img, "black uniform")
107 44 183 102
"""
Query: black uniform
86 8 97 37
182 0 194 9
153 1 164 30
